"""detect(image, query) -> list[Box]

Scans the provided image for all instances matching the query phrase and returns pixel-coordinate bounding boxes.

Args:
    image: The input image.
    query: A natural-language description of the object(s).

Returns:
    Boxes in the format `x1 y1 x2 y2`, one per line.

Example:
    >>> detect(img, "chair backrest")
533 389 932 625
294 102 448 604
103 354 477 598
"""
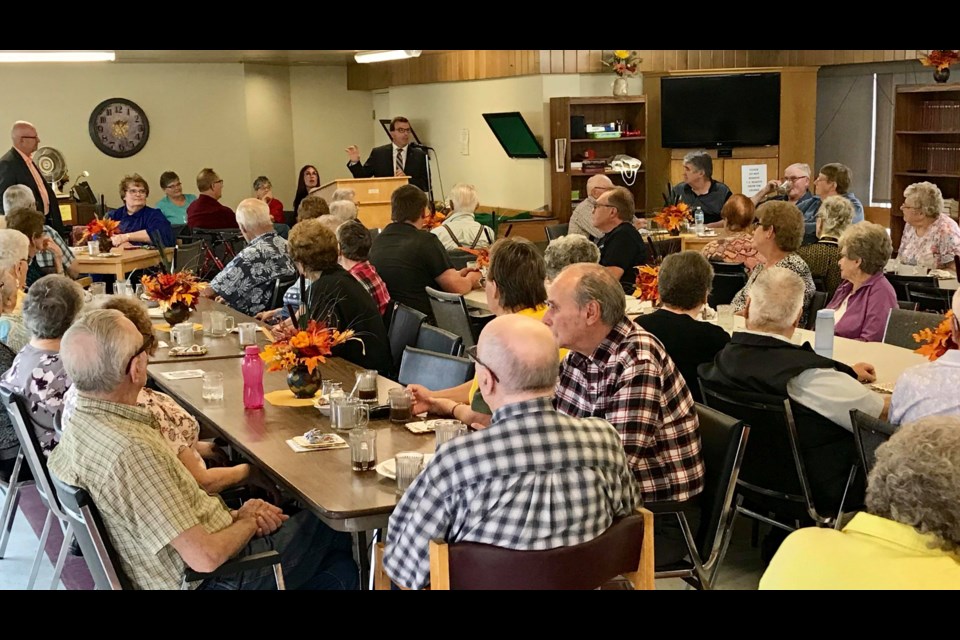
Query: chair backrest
270 273 301 312
804 291 829 330
897 300 919 311
415 324 463 357
425 286 477 350
849 409 898 478
368 227 381 242
446 250 475 270
397 346 474 388
429 507 654 590
708 269 748 308
709 260 748 275
882 307 942 349
545 223 568 242
648 236 681 263
173 240 203 274
811 275 827 293
0 387 63 520
148 229 172 274
49 473 133 590
387 304 428 375
906 283 953 313
885 273 936 302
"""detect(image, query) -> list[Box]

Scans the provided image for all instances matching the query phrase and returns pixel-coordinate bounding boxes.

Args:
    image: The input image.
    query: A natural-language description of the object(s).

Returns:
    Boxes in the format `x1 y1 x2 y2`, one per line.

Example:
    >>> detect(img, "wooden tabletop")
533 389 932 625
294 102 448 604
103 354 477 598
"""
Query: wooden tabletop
149 298 270 364
148 356 435 532
74 246 175 279
464 289 651 317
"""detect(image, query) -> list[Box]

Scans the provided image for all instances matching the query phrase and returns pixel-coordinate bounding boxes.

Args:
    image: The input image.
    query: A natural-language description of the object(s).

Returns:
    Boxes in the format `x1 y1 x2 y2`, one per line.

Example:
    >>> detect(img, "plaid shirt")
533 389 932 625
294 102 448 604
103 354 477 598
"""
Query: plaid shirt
554 319 704 503
48 395 233 590
34 225 75 269
384 396 642 590
349 260 391 316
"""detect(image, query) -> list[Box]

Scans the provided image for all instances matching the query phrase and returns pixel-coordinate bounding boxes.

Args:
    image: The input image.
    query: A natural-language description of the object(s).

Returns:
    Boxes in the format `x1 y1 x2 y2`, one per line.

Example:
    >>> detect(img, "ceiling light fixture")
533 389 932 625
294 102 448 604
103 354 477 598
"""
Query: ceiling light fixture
354 50 422 64
0 51 115 63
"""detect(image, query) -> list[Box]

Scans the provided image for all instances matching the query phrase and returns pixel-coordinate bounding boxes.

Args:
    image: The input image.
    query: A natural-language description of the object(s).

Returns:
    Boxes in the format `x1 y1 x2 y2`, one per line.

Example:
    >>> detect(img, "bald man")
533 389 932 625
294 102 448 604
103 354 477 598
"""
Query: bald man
0 121 64 234
569 174 614 241
383 314 641 590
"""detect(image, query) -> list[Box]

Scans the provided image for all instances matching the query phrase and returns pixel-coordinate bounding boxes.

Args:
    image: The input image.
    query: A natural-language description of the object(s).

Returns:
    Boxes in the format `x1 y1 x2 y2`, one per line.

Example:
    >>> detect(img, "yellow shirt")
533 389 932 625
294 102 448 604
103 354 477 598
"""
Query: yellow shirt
760 512 960 590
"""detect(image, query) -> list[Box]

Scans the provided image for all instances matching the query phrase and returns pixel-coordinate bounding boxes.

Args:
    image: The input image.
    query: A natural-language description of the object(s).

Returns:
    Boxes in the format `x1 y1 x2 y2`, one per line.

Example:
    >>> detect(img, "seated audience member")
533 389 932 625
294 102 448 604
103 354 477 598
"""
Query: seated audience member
337 220 390 316
670 150 733 225
797 195 855 299
410 237 553 427
107 174 175 247
593 186 648 294
731 201 815 321
253 176 285 224
154 171 197 225
297 195 330 224
813 162 864 224
48 309 358 590
825 222 897 342
187 168 238 230
384 314 642 590
0 332 16 479
751 163 821 245
3 185 78 279
634 252 730 402
569 175 613 241
889 289 960 424
701 194 760 270
330 188 356 204
432 183 493 251
761 416 960 589
0 229 29 352
0 275 83 452
0 271 23 353
6 208 67 287
898 181 960 271
369 185 480 319
544 234 600 283
203 199 295 316
292 165 320 216
325 200 358 230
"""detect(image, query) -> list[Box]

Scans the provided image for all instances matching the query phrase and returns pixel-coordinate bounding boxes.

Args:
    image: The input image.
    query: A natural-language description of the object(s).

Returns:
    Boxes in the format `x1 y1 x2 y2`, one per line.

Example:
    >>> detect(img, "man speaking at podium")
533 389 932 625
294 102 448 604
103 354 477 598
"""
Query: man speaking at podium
345 116 429 192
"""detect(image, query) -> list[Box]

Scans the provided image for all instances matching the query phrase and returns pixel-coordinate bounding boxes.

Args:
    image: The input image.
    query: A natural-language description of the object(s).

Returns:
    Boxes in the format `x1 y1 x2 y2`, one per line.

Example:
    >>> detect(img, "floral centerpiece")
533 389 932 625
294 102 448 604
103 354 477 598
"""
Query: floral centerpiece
653 201 692 235
913 311 957 361
604 50 641 97
140 271 206 325
461 247 490 268
260 320 358 398
79 216 121 253
633 265 660 304
920 50 960 82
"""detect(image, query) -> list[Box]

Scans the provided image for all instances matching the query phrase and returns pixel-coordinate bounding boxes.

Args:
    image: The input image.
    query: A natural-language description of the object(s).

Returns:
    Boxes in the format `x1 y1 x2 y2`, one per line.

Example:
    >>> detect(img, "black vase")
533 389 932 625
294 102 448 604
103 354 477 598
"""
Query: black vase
98 235 112 254
163 302 191 326
933 67 951 83
287 364 322 399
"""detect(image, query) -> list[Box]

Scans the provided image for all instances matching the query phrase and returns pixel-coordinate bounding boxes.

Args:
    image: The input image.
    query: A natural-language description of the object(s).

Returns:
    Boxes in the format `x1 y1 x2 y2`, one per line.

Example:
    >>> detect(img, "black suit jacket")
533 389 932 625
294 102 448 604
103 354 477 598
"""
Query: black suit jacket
347 144 430 193
0 148 65 234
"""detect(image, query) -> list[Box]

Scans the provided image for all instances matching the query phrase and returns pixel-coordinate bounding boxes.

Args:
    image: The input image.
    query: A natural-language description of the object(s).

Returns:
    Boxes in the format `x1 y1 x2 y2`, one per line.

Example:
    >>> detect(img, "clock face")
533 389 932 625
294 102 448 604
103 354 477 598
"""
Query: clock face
88 98 150 158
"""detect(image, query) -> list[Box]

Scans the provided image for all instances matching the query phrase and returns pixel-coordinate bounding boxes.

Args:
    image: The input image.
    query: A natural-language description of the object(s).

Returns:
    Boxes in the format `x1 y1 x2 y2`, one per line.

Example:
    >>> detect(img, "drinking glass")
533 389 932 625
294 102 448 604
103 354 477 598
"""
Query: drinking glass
394 451 424 494
209 311 235 337
389 388 413 423
238 322 258 346
355 369 379 403
89 282 106 296
434 420 467 449
202 372 224 401
349 428 377 472
717 305 735 333
87 240 99 256
331 396 369 431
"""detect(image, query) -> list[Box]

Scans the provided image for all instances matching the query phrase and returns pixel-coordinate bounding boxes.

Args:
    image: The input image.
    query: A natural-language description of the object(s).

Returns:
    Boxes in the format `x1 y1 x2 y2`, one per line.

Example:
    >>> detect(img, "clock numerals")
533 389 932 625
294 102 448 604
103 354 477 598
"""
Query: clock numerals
90 98 148 158
99 116 107 124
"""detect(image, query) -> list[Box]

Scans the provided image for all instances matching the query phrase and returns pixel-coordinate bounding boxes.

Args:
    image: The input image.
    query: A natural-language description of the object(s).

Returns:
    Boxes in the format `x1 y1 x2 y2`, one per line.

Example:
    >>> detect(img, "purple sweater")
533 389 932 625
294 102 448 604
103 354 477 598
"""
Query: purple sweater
826 271 898 342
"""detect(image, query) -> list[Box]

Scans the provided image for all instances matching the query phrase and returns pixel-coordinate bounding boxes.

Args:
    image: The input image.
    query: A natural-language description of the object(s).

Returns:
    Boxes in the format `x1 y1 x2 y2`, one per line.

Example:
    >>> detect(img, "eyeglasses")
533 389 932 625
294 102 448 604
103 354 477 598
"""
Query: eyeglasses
19 135 38 140
394 127 413 134
784 175 808 182
164 182 182 190
901 202 920 210
466 345 499 384
126 188 147 195
214 180 224 185
125 334 154 373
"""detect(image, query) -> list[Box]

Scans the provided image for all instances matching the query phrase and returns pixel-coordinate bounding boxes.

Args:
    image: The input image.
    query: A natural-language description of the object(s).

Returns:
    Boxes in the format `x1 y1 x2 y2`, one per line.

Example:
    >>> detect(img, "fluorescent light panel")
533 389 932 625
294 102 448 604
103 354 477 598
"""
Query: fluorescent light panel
354 50 421 64
0 51 115 63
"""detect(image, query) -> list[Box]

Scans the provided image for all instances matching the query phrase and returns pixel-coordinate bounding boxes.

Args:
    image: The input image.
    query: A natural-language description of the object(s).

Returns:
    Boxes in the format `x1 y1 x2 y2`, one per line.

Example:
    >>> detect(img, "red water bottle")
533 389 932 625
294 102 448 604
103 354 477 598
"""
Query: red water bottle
242 345 264 409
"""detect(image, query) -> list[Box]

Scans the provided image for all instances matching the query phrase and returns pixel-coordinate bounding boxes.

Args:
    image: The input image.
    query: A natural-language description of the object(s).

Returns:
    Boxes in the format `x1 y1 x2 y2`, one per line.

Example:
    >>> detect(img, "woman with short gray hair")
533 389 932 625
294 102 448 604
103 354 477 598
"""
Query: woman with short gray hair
544 234 600 282
797 195 855 298
635 252 729 402
898 181 960 271
0 229 30 352
0 274 84 452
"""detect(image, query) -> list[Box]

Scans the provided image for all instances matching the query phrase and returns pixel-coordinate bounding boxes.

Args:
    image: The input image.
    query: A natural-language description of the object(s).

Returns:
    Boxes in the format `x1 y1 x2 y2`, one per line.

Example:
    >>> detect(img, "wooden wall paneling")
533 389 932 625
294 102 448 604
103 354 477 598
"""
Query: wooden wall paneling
550 50 563 74
576 50 590 73
778 68 818 171
587 50 603 73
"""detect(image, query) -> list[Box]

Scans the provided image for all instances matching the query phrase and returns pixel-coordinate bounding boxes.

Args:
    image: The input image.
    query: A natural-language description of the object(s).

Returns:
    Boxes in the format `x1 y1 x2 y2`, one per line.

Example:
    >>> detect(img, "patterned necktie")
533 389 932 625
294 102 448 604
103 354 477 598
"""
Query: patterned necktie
395 147 404 176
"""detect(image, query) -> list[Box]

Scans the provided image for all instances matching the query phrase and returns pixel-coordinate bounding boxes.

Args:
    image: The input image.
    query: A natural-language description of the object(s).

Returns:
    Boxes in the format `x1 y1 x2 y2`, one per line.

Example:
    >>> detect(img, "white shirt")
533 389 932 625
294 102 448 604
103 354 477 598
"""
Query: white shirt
392 143 407 173
889 349 960 425
431 211 494 251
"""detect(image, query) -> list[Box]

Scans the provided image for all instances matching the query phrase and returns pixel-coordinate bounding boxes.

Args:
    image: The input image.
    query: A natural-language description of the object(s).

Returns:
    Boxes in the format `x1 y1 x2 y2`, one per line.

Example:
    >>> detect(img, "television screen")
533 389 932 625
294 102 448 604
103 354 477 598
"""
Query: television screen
661 73 781 148
482 112 547 159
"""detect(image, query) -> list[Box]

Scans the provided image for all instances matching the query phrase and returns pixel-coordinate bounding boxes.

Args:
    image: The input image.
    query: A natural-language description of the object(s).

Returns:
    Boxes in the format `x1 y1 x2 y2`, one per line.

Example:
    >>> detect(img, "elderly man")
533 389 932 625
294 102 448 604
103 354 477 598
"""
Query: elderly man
384 314 641 590
47 309 358 590
369 185 480 319
569 174 613 241
751 162 821 244
761 416 960 589
670 150 732 225
813 163 865 224
203 198 295 316
0 121 64 234
890 289 960 424
346 116 429 192
593 187 648 294
431 183 493 251
186 168 237 230
3 184 77 279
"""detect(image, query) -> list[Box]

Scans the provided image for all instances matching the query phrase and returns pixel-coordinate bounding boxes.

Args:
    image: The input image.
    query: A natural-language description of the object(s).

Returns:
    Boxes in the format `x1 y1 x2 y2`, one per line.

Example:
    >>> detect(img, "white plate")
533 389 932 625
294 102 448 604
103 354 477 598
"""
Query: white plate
376 454 434 480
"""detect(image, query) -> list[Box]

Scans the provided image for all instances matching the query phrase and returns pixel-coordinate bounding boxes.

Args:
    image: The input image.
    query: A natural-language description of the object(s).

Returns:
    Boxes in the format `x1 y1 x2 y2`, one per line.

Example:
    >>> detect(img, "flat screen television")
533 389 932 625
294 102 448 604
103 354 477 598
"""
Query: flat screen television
482 112 547 158
660 73 781 148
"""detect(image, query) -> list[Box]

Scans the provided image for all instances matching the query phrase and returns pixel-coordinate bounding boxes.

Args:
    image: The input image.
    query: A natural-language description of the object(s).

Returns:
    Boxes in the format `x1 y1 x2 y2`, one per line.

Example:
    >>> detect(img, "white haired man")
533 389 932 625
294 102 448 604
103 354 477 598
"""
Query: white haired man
431 183 493 251
0 121 64 233
569 174 613 241
751 162 822 244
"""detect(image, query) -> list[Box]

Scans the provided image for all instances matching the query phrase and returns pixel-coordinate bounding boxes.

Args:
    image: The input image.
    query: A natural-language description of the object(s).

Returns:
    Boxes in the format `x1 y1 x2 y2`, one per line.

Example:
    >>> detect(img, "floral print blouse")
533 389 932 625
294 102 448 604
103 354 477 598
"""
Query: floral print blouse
0 345 71 452
898 215 960 268
701 232 762 271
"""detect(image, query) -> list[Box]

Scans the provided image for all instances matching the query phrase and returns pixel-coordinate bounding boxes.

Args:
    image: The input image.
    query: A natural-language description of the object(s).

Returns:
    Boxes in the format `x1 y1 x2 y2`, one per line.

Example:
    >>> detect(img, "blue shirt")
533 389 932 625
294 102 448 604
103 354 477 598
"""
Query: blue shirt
108 205 175 247
209 232 295 316
889 349 960 425
155 194 197 225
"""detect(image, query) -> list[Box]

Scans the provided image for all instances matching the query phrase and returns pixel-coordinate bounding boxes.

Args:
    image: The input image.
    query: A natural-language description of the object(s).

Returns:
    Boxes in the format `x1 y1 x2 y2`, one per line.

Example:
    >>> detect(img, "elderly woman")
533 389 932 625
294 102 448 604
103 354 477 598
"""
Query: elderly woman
253 175 285 224
544 234 601 283
635 252 730 403
670 150 733 224
297 195 330 224
0 229 29 352
0 275 83 453
328 200 359 227
431 183 494 251
797 195 855 299
731 200 815 319
898 181 960 271
5 208 65 287
409 237 554 427
107 174 175 247
3 185 78 279
825 222 897 342
154 171 197 225
700 194 760 270
293 165 321 216
761 416 960 589
330 188 357 204
337 220 391 316
813 162 864 224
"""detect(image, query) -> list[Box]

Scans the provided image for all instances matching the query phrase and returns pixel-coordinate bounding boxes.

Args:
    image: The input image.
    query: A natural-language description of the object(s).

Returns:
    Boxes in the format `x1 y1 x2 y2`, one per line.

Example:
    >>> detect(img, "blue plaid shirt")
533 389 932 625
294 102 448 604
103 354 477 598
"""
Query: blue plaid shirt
34 226 75 269
383 396 642 590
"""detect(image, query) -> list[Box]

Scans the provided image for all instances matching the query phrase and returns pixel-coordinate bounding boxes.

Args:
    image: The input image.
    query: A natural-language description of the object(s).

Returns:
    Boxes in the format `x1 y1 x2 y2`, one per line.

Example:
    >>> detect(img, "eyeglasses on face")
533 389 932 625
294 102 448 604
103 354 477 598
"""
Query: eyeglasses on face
164 182 182 190
394 127 413 134
126 188 147 196
784 175 808 182
466 345 500 384
125 334 154 372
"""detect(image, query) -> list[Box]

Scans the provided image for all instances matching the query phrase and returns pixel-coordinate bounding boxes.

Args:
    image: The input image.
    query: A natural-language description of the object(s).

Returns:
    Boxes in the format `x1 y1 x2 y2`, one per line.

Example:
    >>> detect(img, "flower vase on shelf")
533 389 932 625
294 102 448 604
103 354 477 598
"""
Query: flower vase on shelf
98 235 112 254
612 77 629 98
933 67 951 83
163 302 191 326
287 364 322 399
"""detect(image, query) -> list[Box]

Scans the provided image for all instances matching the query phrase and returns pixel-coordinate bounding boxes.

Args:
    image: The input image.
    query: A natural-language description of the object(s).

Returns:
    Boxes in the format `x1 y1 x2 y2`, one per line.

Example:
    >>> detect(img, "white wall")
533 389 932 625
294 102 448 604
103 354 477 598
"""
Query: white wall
244 64 295 206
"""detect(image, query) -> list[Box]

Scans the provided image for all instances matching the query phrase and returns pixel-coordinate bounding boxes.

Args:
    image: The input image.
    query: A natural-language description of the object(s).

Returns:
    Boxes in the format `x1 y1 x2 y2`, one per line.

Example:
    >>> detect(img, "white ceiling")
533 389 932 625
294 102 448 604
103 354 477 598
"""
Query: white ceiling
114 51 430 65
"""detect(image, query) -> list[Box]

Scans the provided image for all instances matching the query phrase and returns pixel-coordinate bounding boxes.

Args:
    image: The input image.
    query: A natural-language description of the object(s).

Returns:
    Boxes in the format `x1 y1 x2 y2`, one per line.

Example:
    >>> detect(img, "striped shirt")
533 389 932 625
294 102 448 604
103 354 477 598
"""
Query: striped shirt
554 319 705 503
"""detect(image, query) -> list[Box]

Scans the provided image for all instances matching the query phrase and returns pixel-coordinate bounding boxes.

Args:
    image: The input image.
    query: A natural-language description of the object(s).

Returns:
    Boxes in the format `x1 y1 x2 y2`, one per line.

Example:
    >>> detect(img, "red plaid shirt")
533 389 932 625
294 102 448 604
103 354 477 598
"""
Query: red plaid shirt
349 260 391 316
554 319 704 503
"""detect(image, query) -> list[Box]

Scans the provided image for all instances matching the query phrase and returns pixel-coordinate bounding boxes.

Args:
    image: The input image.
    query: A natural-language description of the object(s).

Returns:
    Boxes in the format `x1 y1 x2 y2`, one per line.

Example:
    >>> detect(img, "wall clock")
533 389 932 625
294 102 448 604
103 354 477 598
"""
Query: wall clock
88 98 150 158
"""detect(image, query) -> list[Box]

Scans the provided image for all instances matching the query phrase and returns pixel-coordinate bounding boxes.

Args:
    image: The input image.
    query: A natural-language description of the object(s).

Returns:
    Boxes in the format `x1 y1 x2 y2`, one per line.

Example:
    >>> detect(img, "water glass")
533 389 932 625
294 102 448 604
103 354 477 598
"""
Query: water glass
355 369 379 403
209 311 235 337
389 388 413 423
394 451 424 494
171 322 195 347
114 282 134 297
717 305 735 333
331 396 369 431
89 282 106 296
238 322 258 346
202 372 224 401
322 380 343 399
87 240 99 256
349 428 377 472
135 283 146 300
434 420 467 449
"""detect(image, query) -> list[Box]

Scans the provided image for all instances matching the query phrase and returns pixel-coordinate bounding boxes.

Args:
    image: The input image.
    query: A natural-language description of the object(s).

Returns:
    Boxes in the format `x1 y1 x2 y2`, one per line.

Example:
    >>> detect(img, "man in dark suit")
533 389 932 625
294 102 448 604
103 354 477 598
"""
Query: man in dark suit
0 121 65 235
345 116 430 193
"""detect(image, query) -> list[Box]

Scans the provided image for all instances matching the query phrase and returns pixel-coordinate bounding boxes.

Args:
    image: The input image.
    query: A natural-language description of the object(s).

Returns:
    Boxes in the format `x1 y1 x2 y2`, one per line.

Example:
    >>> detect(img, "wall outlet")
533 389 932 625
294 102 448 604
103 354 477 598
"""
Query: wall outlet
459 128 469 156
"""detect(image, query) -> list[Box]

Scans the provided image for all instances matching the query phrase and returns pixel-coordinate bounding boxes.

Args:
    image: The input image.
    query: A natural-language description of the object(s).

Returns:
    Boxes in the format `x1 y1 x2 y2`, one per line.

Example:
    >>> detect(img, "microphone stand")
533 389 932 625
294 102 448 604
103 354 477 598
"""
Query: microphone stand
422 146 435 214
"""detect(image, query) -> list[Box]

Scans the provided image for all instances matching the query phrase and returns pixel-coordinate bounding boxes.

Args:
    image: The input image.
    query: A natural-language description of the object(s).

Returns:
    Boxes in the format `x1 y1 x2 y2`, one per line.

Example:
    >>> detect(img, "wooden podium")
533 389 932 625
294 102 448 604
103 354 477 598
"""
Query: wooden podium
315 176 409 229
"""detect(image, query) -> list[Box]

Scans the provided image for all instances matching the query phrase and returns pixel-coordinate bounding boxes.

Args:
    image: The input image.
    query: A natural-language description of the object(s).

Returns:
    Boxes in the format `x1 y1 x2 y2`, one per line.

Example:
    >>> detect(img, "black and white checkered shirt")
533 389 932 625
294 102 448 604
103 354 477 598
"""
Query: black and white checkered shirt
383 396 642 590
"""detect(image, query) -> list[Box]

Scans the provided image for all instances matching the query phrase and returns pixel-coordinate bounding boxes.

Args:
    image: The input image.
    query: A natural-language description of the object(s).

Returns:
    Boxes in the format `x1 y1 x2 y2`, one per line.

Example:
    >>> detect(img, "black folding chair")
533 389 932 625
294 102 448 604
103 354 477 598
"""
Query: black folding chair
849 409 898 478
885 273 936 302
397 347 475 389
415 324 463 357
425 287 477 350
545 223 568 242
882 308 942 349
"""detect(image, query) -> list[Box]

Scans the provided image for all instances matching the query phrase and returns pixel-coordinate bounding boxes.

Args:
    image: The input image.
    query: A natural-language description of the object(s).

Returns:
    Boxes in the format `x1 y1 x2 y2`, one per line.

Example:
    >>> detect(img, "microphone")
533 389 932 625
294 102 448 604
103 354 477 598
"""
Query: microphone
410 142 434 151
